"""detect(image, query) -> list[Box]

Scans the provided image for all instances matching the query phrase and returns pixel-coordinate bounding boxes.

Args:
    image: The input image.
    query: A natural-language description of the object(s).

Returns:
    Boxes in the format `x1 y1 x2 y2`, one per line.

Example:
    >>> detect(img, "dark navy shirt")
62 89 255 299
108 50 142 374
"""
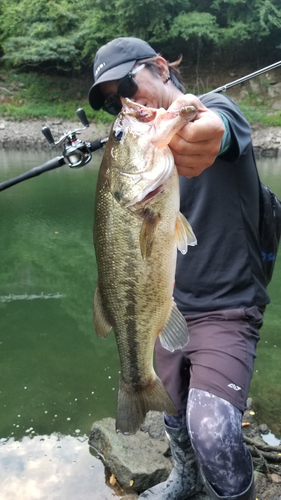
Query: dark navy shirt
173 93 270 314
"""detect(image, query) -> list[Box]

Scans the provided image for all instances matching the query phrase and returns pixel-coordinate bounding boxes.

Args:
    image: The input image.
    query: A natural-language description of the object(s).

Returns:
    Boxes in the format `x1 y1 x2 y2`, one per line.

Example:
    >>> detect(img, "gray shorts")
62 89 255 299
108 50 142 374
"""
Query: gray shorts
155 306 263 413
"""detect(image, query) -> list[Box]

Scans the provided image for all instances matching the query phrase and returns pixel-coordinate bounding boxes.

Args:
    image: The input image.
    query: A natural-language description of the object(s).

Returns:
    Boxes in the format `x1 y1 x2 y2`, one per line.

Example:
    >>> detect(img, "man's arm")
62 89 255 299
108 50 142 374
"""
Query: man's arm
168 94 225 178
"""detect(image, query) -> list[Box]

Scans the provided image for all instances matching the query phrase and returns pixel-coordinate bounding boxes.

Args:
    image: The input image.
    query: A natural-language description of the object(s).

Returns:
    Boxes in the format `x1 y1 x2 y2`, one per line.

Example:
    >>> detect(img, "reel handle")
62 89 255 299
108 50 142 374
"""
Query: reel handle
41 126 55 145
76 108 90 128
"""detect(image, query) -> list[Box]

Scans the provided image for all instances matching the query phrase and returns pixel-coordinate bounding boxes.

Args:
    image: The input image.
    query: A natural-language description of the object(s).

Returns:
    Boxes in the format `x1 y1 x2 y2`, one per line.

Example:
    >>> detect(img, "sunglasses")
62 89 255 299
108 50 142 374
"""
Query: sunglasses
102 63 146 116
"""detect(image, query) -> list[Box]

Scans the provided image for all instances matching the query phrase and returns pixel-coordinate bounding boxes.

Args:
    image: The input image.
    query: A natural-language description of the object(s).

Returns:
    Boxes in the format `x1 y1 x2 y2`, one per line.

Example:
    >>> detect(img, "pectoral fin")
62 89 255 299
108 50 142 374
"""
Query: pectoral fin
93 283 112 338
139 209 161 260
175 212 197 254
159 300 189 352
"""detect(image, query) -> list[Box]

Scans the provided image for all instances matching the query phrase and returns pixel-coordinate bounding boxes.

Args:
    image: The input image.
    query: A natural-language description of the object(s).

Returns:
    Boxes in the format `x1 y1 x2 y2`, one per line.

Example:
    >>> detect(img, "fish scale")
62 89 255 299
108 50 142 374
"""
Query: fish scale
93 100 197 434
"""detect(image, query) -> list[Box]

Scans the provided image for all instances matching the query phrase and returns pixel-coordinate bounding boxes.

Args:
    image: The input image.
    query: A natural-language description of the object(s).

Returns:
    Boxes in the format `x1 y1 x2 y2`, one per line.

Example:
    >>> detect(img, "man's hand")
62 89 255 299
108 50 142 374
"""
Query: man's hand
168 94 225 178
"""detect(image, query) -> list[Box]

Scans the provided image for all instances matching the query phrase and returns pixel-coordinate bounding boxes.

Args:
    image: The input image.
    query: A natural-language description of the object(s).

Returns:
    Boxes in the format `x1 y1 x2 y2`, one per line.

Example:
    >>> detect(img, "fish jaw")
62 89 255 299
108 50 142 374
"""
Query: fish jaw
123 98 198 149
151 105 198 148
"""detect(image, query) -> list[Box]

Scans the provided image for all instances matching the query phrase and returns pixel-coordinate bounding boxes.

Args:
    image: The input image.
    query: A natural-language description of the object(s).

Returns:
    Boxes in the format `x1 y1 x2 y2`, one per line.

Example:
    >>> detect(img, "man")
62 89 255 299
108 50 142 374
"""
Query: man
88 37 269 500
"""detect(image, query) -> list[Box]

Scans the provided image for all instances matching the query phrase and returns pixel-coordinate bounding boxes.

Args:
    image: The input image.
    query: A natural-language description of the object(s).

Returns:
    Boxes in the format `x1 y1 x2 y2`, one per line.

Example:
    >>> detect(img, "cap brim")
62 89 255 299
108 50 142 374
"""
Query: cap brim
88 60 136 110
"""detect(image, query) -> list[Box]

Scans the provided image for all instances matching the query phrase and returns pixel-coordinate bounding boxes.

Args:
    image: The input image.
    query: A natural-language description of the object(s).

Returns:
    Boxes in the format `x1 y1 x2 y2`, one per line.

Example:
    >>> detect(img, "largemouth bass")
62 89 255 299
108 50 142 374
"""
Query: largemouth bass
93 99 197 434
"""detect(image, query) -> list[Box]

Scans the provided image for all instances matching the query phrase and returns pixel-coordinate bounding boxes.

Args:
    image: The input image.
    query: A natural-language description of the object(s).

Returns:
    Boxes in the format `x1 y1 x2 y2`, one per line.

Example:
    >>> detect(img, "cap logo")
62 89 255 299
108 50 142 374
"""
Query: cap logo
95 62 106 78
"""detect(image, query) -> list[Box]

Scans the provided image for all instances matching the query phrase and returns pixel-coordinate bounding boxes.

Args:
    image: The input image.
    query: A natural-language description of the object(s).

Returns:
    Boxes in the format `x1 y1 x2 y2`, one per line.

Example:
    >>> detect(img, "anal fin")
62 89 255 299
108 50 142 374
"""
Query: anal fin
93 283 112 338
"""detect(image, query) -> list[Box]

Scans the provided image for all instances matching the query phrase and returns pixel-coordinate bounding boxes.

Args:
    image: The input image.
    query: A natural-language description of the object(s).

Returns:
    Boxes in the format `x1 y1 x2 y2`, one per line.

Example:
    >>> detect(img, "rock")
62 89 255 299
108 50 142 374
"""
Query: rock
249 79 262 93
242 404 258 428
251 126 281 157
239 88 249 100
272 100 281 111
261 485 281 500
0 114 280 157
89 416 172 495
140 410 166 440
271 473 281 484
259 423 270 434
89 404 281 499
268 82 281 99
254 147 279 158
120 495 138 500
254 470 268 491
0 119 110 150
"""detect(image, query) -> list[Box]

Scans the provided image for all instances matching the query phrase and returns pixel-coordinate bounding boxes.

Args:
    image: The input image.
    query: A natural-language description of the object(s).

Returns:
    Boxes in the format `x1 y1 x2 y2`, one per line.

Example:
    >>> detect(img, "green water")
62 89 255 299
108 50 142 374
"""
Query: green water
0 149 280 499
0 149 118 499
249 157 281 438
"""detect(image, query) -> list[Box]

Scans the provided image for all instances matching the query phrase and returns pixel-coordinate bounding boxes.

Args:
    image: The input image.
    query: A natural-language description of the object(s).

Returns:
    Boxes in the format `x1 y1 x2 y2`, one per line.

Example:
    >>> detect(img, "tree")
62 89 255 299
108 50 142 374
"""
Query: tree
0 0 81 69
0 0 280 71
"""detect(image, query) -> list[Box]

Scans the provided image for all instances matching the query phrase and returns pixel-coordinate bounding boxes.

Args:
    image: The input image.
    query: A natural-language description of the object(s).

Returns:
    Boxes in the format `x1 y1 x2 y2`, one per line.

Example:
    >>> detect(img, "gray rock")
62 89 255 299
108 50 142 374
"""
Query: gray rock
249 79 261 93
259 423 269 434
89 416 172 494
239 88 249 100
0 115 280 157
251 126 281 156
0 119 110 150
268 82 281 99
89 407 281 499
89 412 208 499
272 100 281 111
140 410 166 440
120 495 139 499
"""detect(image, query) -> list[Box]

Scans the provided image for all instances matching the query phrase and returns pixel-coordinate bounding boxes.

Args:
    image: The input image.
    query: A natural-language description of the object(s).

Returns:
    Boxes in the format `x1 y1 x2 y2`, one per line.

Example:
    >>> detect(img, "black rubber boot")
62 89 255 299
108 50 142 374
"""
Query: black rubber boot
139 423 203 499
203 466 255 500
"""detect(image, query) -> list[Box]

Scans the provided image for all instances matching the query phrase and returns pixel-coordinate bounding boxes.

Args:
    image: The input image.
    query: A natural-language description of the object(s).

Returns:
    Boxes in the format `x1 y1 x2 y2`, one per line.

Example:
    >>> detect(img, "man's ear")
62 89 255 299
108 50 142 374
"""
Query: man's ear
154 56 170 82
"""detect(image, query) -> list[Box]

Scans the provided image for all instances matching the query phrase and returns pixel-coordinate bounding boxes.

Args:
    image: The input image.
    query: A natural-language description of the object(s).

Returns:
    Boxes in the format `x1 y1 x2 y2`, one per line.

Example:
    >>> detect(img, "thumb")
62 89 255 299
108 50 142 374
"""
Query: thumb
168 93 206 114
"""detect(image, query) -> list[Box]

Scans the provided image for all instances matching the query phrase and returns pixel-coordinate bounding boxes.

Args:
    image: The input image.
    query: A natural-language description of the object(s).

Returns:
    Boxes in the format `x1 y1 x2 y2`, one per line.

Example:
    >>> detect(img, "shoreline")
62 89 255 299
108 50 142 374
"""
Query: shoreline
0 118 281 156
89 402 281 499
0 118 111 152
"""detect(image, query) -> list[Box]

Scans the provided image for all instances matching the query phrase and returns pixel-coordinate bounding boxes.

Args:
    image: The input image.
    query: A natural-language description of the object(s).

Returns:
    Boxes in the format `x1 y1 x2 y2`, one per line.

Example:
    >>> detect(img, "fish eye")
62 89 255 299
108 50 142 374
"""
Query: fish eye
113 129 123 142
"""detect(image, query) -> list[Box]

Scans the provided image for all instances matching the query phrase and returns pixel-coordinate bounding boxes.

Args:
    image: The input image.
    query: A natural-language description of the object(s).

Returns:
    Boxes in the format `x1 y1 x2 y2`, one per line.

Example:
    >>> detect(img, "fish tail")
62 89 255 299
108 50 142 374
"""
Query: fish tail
115 376 177 435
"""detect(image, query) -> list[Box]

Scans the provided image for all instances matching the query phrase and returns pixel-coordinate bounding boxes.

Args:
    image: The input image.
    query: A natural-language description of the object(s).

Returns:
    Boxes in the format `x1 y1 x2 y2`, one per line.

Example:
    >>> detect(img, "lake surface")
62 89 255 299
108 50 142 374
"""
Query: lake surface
0 147 280 499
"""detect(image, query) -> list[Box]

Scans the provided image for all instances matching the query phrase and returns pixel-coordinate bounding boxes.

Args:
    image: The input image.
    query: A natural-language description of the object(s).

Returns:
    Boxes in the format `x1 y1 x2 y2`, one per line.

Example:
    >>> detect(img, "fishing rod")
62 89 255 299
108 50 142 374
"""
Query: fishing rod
0 60 281 192
0 108 108 192
203 60 281 96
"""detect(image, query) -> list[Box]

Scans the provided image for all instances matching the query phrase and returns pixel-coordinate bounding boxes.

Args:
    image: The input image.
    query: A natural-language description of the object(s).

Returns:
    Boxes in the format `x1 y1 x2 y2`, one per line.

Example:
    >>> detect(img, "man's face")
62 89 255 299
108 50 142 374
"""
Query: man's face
100 59 180 113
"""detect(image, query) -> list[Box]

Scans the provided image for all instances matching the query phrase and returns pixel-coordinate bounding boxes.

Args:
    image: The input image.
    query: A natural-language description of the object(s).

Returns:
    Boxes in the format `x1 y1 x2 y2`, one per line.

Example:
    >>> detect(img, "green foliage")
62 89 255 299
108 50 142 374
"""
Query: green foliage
0 0 81 68
0 0 280 70
0 0 281 126
237 81 281 127
239 104 281 127
0 69 112 122
211 0 281 43
78 0 121 64
170 11 219 42
3 35 80 67
114 0 190 43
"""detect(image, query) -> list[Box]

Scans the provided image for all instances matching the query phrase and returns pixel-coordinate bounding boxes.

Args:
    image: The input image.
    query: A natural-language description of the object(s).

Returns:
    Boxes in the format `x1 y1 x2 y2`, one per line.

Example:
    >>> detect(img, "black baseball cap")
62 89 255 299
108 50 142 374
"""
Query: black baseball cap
88 37 157 110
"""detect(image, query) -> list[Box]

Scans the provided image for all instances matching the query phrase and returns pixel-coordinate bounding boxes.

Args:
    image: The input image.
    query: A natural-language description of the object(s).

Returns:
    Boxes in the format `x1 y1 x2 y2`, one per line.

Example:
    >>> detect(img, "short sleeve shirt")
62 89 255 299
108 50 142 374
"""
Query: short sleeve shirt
173 93 270 314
